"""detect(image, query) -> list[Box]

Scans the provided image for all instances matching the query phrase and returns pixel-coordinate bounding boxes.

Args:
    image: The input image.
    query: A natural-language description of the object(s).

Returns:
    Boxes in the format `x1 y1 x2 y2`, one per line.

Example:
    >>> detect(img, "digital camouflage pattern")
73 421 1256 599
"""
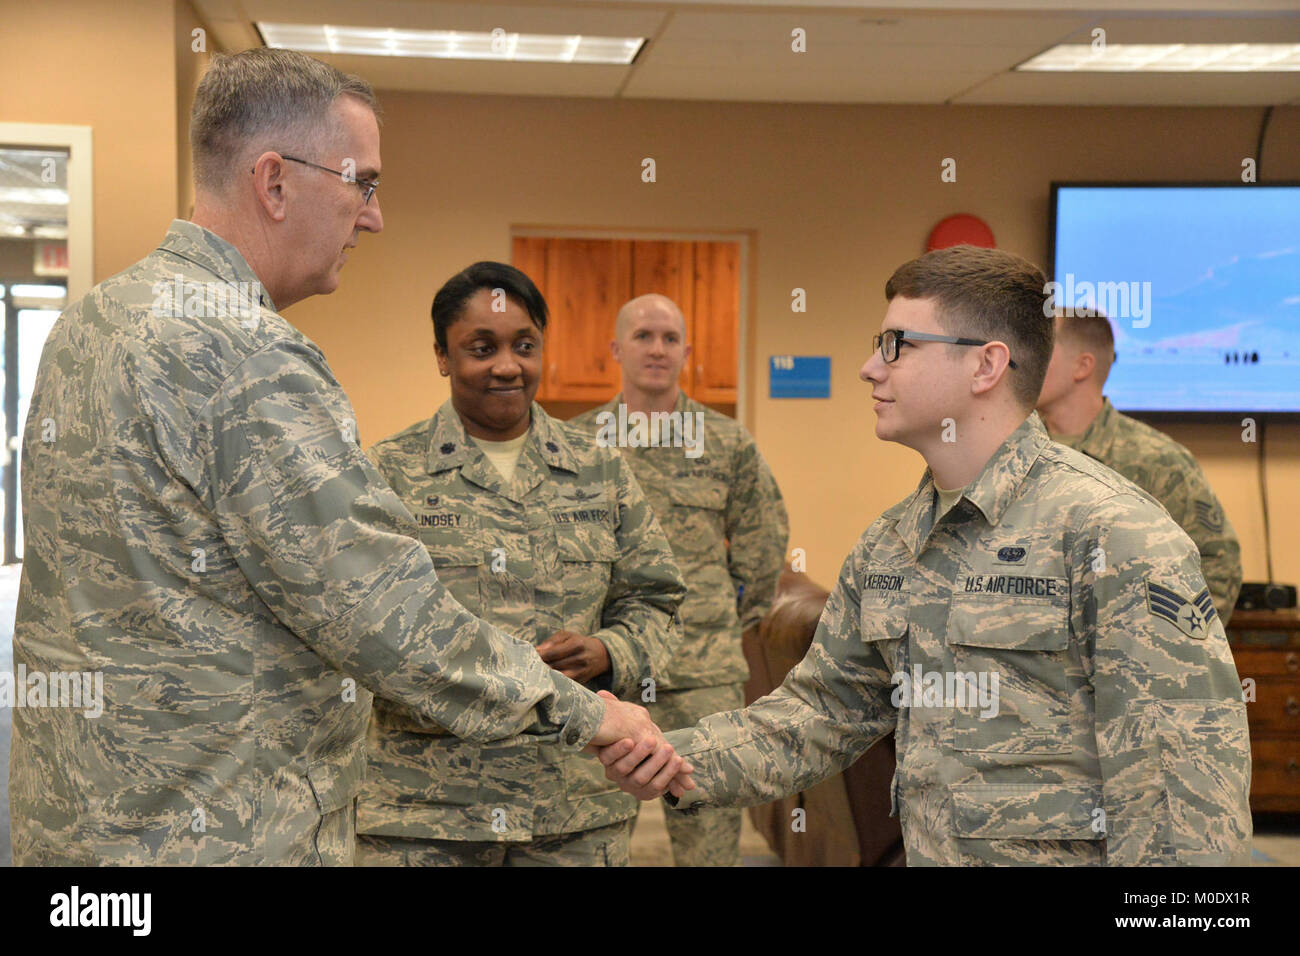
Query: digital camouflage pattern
573 391 786 866
357 401 684 844
9 220 606 866
643 684 745 866
666 413 1252 866
1052 397 1243 623
357 819 632 866
571 392 789 690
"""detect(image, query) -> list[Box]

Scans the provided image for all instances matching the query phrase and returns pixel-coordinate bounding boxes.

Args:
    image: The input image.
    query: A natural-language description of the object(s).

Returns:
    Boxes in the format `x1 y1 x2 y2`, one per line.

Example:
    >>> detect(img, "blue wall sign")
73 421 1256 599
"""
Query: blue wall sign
769 355 830 399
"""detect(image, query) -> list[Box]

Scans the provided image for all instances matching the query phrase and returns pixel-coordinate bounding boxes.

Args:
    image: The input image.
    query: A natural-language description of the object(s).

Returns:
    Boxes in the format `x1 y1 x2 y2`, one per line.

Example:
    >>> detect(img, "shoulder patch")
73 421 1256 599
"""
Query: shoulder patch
1146 580 1216 639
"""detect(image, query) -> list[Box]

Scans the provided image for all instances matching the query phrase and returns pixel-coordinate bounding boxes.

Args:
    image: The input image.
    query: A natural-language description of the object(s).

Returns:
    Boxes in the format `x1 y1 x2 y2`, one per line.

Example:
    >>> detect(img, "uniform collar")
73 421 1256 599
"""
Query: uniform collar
894 412 1052 555
156 220 277 312
604 389 693 415
423 401 579 501
1068 396 1119 462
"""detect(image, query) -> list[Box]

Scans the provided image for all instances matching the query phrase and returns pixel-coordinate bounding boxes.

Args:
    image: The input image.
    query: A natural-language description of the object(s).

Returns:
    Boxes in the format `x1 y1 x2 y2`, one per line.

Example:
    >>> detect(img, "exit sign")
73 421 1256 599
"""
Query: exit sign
34 242 69 277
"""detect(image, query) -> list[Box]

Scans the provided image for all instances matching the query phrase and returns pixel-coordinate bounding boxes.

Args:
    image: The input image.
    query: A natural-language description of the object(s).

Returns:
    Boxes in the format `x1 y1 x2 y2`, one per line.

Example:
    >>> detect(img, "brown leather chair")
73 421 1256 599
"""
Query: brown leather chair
741 568 905 866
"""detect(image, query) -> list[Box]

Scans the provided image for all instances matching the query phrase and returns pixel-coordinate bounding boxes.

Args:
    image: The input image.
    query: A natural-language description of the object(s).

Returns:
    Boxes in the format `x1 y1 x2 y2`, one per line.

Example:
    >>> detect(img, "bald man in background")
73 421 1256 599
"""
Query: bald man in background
572 294 789 866
1036 308 1242 623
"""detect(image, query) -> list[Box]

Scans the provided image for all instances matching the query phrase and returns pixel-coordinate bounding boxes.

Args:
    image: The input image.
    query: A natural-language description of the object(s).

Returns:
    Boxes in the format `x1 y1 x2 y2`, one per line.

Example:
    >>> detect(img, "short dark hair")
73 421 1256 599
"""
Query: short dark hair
431 262 549 351
885 245 1053 409
191 48 379 192
1056 307 1117 383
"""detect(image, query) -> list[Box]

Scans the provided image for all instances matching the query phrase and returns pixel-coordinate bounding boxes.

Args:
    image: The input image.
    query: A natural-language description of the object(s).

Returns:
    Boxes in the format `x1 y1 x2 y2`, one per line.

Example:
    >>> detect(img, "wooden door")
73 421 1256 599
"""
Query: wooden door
691 241 740 404
537 238 631 401
512 235 739 410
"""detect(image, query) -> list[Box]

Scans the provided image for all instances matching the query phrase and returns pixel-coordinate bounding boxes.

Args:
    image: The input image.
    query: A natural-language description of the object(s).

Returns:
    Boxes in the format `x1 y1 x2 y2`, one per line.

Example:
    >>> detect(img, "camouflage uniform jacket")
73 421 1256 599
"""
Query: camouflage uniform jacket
571 392 788 690
358 401 685 841
1053 397 1243 623
667 413 1252 866
9 221 605 866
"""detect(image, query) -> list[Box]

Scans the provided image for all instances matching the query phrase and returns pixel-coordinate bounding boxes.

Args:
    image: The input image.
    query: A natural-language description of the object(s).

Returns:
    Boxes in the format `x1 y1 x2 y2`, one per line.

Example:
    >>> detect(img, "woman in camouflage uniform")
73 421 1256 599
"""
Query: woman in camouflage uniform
355 262 684 866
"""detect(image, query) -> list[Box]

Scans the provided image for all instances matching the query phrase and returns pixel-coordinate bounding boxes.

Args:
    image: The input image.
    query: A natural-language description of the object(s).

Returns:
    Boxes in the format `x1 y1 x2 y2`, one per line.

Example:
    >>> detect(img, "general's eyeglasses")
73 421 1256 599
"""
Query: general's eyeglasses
872 328 1017 369
274 155 380 205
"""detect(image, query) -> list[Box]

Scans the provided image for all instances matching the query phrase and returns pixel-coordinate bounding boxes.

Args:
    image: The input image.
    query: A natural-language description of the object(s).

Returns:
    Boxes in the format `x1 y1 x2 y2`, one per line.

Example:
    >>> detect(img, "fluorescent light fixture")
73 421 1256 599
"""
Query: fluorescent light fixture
0 186 70 206
11 284 66 299
1019 43 1300 72
259 23 644 64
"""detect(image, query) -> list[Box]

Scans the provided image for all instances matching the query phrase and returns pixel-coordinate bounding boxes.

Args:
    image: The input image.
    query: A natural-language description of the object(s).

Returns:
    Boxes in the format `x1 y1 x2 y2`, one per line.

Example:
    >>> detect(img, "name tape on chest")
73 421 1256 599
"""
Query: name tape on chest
864 573 906 592
418 512 470 529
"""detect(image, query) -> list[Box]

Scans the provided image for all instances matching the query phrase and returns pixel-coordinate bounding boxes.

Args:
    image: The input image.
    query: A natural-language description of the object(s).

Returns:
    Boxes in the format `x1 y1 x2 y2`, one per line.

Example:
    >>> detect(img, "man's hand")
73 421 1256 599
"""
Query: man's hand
537 630 611 684
585 691 695 800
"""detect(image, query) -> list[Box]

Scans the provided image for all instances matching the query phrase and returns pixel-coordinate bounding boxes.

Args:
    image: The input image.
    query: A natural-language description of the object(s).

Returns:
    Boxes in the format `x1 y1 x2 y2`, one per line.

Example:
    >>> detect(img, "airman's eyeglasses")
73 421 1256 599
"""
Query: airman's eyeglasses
872 328 1017 369
274 155 380 205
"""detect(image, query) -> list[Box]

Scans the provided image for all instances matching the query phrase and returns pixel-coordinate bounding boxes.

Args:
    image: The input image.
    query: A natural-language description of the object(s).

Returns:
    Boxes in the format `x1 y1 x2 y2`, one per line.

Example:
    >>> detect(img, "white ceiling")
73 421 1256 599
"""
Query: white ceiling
193 0 1300 106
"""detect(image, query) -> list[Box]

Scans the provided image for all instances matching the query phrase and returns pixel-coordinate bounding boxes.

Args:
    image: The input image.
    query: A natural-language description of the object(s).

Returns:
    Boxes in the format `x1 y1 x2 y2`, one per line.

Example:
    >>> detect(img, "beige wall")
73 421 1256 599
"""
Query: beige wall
287 92 1300 588
0 0 181 281
175 0 215 220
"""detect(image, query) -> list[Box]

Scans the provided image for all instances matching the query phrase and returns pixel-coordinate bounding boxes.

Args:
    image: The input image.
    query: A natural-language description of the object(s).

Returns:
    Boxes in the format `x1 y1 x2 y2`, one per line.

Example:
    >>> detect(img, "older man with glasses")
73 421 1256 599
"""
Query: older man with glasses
9 47 688 867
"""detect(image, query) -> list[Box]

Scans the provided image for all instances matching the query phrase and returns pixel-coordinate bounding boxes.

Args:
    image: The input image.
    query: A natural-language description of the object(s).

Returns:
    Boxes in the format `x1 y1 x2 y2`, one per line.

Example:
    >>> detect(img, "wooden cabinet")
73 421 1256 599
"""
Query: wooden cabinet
1226 609 1300 813
512 235 740 407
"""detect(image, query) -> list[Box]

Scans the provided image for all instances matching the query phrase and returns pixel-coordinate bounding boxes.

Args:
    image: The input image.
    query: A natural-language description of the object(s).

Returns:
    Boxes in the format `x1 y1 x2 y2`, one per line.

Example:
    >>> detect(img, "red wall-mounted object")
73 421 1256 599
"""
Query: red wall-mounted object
927 214 995 251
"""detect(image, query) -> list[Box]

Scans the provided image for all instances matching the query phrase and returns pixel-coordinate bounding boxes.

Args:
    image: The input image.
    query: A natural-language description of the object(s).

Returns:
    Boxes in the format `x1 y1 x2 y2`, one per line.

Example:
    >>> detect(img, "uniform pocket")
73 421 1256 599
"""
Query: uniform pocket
947 593 1072 754
555 526 616 625
417 526 484 615
668 482 726 511
859 599 909 676
951 782 1104 866
667 482 728 561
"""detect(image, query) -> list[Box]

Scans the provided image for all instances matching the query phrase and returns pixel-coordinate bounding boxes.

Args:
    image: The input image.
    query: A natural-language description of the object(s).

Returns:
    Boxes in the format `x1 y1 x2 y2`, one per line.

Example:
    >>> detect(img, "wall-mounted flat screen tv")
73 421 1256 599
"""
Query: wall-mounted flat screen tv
1049 183 1300 413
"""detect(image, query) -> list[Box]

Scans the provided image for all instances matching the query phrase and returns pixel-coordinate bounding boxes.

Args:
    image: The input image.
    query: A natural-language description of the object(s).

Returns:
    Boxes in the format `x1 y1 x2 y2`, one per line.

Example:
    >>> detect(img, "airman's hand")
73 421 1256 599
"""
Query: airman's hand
538 630 611 684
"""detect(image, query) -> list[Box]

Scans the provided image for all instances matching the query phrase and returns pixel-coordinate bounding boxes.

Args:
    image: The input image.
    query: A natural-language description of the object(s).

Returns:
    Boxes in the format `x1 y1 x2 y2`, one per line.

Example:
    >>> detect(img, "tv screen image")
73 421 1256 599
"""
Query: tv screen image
1050 184 1300 413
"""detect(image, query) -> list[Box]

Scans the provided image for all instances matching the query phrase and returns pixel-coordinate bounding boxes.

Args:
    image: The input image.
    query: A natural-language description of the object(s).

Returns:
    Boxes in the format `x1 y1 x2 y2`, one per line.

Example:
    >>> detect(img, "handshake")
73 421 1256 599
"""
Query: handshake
587 690 696 800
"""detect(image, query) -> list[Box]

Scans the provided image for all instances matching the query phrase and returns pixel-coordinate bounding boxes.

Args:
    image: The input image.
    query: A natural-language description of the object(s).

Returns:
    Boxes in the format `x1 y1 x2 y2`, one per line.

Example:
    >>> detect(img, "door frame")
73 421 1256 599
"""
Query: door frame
511 225 753 428
0 123 94 563
0 123 94 301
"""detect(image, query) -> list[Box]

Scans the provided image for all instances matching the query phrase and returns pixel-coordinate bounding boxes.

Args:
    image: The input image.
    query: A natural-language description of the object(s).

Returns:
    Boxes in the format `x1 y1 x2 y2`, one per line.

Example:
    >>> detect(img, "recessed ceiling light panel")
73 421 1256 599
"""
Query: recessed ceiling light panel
259 23 645 65
1019 43 1300 72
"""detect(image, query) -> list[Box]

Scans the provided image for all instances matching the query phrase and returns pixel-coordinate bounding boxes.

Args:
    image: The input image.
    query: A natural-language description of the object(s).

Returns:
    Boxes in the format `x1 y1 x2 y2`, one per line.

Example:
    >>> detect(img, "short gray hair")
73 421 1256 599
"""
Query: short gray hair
190 48 379 192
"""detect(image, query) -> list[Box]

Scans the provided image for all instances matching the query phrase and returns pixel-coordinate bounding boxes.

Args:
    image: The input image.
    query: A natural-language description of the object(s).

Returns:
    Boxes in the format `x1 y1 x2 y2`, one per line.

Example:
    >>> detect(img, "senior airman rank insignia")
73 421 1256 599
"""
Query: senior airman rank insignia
1147 581 1216 639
